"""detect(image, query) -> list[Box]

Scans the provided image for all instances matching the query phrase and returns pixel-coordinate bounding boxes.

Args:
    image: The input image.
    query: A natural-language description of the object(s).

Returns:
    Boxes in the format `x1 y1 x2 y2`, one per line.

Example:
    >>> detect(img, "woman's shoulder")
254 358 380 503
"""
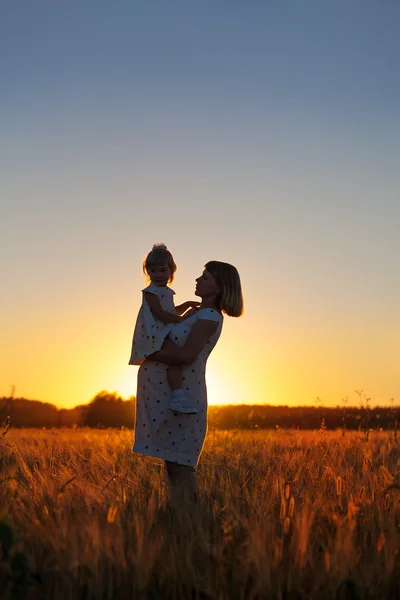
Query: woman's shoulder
195 307 223 322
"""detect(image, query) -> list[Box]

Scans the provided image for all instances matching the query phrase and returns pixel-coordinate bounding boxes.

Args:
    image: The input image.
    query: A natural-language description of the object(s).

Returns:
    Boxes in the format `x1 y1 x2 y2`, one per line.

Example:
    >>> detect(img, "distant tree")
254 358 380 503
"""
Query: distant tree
57 405 87 427
0 398 59 428
0 394 397 430
83 391 134 428
207 403 400 431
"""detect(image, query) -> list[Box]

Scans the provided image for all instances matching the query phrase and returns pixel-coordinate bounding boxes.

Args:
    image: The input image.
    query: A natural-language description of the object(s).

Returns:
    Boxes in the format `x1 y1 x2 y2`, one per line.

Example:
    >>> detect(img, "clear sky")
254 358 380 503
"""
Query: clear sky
1 1 399 409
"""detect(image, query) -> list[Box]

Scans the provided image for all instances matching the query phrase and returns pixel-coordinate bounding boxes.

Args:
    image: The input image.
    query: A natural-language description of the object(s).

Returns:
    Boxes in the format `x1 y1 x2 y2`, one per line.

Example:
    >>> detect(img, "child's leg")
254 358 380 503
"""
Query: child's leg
167 368 197 414
167 366 182 391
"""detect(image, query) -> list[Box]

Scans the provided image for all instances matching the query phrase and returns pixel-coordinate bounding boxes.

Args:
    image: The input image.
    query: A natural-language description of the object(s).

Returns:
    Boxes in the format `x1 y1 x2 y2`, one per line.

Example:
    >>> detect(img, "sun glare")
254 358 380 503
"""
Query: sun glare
205 370 238 405
113 367 137 399
112 365 238 406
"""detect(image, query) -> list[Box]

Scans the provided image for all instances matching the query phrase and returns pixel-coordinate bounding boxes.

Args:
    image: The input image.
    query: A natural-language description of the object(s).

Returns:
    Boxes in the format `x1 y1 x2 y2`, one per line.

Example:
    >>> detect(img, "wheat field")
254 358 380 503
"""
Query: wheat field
0 427 399 599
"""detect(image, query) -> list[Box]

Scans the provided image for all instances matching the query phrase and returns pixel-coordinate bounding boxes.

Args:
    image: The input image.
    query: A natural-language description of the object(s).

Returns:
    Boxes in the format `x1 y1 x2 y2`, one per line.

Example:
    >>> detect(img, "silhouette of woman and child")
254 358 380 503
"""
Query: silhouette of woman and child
129 243 243 507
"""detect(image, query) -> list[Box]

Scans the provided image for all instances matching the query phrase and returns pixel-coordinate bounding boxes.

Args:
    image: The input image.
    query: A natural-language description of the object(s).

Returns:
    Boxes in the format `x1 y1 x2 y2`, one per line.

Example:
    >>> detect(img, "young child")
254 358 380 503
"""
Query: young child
128 243 199 414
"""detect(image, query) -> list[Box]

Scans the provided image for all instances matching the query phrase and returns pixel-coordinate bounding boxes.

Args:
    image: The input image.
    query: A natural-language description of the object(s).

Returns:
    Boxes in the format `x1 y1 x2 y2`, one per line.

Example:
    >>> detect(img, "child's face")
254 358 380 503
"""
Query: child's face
147 263 171 286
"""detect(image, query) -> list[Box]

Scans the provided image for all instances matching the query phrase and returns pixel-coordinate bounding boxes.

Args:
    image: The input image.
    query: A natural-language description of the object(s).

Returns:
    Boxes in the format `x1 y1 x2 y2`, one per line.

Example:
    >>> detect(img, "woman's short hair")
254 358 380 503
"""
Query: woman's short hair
205 261 244 317
143 243 177 283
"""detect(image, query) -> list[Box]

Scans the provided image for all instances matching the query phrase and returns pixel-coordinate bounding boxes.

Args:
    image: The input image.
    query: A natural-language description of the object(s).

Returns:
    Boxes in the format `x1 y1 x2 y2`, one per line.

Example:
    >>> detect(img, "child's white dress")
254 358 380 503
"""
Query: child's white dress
128 283 175 366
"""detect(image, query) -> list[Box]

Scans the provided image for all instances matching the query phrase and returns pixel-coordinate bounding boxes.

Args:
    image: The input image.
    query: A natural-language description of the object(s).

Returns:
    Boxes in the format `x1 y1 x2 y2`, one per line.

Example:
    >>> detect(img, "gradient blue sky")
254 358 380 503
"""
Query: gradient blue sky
2 1 399 408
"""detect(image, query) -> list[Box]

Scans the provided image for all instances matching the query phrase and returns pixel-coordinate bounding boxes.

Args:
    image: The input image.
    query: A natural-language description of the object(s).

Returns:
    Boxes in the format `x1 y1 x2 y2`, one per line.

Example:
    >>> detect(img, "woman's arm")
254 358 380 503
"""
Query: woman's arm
147 319 219 365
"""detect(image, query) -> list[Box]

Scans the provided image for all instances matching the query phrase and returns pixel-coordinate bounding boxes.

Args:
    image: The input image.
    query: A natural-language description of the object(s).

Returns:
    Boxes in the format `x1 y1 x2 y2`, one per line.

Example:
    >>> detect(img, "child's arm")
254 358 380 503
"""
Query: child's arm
175 301 200 316
144 292 182 324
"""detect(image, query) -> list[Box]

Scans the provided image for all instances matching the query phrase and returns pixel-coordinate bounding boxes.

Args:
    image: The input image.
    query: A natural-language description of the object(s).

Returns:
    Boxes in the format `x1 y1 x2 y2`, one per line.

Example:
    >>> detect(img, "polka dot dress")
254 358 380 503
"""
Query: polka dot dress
128 283 175 366
132 308 223 467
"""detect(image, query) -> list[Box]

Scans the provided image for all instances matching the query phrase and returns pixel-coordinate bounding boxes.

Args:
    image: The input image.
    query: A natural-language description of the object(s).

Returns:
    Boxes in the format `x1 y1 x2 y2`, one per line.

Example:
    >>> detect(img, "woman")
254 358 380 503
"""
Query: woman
132 261 244 502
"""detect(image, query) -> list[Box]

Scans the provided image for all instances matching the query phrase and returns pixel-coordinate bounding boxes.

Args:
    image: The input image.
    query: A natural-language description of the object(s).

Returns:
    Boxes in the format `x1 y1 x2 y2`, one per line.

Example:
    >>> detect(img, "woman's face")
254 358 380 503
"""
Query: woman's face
195 269 218 298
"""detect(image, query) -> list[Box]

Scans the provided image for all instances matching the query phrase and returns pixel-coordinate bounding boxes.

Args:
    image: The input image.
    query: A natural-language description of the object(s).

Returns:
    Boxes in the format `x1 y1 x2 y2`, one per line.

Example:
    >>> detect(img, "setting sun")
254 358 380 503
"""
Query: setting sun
110 361 246 407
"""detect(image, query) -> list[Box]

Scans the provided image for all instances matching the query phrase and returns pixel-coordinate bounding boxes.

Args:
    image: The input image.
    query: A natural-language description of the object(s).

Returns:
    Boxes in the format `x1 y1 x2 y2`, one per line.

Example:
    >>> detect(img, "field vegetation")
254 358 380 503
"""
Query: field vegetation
0 427 399 599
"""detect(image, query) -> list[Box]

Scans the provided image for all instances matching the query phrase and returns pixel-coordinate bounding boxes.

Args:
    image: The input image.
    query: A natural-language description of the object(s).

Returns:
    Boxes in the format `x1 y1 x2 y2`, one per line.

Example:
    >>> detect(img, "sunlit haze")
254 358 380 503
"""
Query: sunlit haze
2 1 399 409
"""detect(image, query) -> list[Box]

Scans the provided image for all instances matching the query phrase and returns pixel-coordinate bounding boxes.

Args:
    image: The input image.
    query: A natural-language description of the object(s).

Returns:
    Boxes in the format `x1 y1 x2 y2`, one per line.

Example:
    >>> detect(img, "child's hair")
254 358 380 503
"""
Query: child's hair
143 243 177 283
205 260 244 317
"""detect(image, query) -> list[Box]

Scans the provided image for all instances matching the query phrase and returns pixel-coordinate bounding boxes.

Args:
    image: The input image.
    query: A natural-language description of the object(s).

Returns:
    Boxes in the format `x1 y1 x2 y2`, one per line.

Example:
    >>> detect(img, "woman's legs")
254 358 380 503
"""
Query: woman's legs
165 461 199 505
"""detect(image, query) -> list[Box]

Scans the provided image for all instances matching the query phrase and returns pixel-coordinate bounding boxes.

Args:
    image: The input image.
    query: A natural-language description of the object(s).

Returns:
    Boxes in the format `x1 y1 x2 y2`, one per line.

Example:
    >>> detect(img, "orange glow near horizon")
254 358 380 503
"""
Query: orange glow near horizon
2 308 399 410
108 367 241 407
1 234 399 411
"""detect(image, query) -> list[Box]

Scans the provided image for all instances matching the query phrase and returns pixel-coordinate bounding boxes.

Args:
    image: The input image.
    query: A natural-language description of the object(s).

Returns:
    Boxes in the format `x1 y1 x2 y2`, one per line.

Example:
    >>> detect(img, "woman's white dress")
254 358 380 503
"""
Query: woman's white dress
132 308 223 467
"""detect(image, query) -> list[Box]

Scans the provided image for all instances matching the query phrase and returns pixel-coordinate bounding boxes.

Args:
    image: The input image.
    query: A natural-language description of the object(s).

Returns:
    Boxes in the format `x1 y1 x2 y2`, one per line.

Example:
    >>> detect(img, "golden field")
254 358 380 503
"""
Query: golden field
0 428 399 599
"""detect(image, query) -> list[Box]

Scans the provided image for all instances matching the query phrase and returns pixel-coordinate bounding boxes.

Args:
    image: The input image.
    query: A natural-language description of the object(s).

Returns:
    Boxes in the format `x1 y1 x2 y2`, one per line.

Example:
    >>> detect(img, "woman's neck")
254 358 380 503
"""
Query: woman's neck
200 297 219 310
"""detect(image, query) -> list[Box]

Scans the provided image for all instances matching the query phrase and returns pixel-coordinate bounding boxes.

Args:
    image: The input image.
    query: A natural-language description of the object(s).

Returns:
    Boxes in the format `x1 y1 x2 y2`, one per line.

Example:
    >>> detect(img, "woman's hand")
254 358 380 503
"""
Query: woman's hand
161 339 176 351
146 339 176 362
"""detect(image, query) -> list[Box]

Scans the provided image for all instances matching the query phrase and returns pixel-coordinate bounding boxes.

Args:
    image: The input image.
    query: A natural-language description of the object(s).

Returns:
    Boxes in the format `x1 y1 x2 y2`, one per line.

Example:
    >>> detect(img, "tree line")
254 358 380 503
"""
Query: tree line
0 392 399 431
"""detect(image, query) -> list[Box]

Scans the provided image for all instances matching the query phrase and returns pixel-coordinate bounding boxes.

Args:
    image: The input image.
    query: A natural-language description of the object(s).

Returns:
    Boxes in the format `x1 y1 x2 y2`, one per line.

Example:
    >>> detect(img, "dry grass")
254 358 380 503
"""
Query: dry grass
0 428 399 599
